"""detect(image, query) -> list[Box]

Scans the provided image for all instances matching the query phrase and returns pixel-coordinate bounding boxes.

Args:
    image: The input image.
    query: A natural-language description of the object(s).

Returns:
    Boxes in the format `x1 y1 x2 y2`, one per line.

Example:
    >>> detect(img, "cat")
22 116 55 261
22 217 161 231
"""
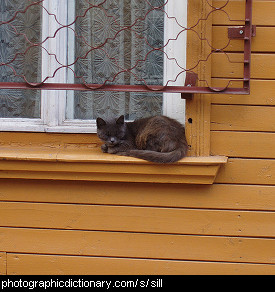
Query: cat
96 115 188 163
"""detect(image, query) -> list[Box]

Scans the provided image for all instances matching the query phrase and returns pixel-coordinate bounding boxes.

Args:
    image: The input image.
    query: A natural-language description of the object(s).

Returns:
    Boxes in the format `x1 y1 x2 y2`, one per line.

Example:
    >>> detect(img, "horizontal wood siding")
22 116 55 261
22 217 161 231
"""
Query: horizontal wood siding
1 228 274 264
209 0 275 275
0 0 274 275
0 178 274 274
213 0 275 26
0 179 274 211
213 26 275 53
211 105 275 132
211 132 275 158
6 254 275 275
211 79 275 105
216 159 275 185
1 202 274 238
212 53 275 79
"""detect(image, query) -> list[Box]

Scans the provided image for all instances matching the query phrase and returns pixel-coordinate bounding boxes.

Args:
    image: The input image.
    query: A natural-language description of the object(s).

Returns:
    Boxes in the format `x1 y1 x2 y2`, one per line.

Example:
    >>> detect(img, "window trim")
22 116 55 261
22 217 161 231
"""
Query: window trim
185 0 212 157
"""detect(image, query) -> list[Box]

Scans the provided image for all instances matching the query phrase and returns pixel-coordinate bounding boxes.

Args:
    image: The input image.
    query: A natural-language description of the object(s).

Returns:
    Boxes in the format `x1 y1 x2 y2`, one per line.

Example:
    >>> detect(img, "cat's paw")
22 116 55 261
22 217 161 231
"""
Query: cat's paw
101 144 108 153
107 147 118 154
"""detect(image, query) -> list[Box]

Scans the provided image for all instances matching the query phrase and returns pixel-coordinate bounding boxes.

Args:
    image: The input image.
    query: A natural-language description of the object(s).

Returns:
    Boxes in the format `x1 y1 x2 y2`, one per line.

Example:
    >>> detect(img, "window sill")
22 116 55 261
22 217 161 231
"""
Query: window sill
0 146 227 185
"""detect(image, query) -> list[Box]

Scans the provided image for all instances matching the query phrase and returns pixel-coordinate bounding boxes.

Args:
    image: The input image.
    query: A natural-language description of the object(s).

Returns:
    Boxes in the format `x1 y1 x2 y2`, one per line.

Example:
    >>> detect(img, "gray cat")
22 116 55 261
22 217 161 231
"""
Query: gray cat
96 115 188 163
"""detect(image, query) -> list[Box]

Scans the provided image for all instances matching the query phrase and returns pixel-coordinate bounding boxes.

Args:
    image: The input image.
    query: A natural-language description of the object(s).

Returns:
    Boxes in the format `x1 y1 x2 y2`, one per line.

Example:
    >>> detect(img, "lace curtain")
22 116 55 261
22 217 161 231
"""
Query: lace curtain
0 0 164 120
71 0 164 120
0 0 41 118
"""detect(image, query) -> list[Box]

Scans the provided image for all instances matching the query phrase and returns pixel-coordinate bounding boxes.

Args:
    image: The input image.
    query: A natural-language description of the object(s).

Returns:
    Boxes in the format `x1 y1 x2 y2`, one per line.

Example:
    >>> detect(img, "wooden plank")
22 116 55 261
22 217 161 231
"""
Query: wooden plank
0 155 226 185
213 1 275 26
211 79 275 106
0 202 274 238
213 26 275 53
211 131 275 159
216 158 275 185
213 0 245 26
0 228 274 264
212 53 275 79
211 105 275 132
0 253 6 275
0 132 99 147
0 179 274 211
186 0 212 156
7 253 275 275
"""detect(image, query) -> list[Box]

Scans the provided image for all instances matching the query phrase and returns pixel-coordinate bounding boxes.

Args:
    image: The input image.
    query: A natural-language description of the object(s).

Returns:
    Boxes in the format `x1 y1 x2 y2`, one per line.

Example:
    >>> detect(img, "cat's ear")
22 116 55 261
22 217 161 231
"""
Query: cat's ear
116 115 125 125
96 117 106 128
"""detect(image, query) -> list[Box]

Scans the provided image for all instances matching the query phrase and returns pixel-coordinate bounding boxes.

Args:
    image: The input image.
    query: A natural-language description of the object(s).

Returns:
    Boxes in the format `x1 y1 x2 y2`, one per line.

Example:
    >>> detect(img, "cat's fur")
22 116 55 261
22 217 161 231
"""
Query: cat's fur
96 115 188 163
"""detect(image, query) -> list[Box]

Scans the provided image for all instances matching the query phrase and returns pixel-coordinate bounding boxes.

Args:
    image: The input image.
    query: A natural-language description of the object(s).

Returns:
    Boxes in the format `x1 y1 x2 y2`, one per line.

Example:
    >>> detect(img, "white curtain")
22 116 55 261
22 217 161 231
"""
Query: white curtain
0 0 41 118
72 0 165 120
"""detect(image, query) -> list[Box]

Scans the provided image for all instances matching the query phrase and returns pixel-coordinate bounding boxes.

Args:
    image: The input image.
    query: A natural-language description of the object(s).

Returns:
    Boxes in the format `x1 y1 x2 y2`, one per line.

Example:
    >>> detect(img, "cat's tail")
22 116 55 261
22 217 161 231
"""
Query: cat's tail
126 147 187 163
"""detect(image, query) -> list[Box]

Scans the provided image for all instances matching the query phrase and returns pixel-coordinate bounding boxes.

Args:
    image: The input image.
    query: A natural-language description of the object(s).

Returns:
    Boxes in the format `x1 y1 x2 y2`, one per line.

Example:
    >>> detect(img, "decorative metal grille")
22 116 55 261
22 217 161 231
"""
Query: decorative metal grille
0 0 253 96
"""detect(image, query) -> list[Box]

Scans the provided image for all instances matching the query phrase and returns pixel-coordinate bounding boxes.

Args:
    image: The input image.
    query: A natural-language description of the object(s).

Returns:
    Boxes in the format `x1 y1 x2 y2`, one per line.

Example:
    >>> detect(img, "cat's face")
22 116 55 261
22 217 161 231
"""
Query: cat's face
96 115 127 147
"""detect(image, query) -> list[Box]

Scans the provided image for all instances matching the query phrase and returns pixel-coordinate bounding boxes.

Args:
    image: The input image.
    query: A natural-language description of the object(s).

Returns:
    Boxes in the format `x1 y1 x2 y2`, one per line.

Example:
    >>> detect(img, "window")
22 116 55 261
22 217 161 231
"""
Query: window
0 0 188 132
0 0 42 129
0 0 231 184
0 0 253 160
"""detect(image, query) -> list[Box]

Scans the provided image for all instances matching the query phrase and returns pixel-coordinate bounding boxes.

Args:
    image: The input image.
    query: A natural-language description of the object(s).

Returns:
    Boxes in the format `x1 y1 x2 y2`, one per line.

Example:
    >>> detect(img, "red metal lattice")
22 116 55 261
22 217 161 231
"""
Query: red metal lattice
0 0 253 96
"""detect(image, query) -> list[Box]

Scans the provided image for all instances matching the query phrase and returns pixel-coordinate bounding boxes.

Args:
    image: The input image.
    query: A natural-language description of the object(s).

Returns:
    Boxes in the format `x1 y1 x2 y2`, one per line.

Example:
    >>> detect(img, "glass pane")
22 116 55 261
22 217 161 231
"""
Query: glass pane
66 0 164 120
0 0 41 118
0 89 40 118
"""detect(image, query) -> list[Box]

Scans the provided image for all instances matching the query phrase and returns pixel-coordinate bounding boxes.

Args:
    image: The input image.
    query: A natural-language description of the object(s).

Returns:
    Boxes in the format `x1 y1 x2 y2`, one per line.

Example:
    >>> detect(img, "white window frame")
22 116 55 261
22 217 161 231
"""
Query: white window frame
0 0 187 133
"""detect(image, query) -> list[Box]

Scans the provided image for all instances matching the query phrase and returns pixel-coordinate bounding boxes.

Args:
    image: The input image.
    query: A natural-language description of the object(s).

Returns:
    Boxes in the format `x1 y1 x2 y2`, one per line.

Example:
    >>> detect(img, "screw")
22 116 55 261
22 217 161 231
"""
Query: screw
239 30 244 35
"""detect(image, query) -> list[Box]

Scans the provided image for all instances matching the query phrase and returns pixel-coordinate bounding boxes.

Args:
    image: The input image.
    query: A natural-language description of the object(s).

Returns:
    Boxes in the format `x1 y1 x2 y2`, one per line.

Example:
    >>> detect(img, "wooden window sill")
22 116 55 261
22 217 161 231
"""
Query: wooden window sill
0 146 227 185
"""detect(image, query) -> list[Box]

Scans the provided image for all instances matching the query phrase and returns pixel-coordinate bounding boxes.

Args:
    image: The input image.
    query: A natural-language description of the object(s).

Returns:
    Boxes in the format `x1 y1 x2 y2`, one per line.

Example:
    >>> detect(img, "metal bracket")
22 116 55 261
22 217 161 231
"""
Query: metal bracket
181 72 198 99
228 25 256 40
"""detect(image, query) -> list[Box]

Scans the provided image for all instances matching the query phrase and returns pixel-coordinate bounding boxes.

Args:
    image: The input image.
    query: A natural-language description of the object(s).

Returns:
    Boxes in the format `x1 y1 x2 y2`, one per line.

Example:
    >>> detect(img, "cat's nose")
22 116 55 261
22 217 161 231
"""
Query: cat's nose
110 137 115 144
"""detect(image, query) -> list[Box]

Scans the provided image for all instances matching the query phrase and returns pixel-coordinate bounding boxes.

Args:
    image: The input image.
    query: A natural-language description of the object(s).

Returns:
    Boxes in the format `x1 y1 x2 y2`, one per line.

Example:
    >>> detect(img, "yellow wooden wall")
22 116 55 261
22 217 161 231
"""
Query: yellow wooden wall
0 0 274 275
